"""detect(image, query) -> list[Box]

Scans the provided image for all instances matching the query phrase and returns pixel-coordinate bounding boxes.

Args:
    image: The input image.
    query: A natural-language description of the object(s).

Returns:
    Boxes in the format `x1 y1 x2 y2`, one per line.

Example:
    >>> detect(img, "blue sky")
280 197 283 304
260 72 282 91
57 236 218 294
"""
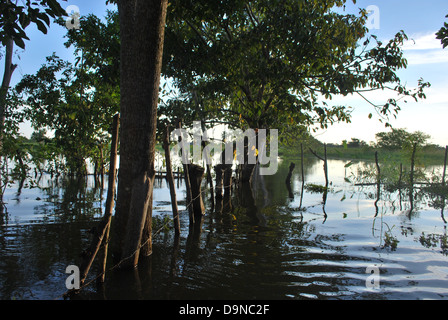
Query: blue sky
4 0 115 85
319 0 448 146
3 0 448 147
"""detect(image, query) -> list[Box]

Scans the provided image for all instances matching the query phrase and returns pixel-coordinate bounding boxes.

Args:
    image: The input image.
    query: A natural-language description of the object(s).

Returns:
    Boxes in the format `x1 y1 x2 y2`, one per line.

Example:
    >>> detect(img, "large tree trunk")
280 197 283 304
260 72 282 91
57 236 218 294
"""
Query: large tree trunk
112 0 168 267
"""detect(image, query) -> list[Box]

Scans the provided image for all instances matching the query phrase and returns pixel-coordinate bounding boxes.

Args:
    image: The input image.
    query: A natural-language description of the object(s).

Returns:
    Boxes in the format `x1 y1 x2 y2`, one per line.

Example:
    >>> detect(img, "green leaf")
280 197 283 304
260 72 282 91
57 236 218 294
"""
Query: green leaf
35 19 48 34
14 36 26 49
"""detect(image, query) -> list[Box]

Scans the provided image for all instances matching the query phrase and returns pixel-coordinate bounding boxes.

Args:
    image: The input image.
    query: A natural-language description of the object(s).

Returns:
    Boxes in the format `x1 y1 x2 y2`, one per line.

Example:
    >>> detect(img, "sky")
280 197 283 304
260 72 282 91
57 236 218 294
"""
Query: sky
2 0 448 147
316 0 448 147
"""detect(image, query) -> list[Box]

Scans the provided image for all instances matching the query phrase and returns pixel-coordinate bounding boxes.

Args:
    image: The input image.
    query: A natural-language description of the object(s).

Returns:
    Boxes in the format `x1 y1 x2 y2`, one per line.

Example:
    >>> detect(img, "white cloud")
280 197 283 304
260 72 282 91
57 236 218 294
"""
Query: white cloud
404 50 448 65
402 32 442 51
400 31 448 65
421 85 448 105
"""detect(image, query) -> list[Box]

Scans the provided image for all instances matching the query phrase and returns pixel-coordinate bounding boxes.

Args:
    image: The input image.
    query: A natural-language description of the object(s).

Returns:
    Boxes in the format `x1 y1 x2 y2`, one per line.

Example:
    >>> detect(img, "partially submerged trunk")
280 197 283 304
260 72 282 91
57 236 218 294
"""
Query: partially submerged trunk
188 164 205 222
240 163 256 183
214 164 225 199
285 162 295 185
163 125 180 235
112 0 168 267
223 165 233 197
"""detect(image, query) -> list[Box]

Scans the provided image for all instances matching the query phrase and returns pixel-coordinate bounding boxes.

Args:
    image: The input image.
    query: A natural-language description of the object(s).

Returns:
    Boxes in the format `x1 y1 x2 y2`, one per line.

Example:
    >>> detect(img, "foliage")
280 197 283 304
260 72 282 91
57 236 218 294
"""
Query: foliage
382 223 399 251
0 0 66 49
60 11 120 87
162 0 429 135
436 14 448 49
52 2 430 151
345 138 367 148
9 11 121 176
419 232 448 255
15 53 118 175
304 183 329 194
375 128 430 150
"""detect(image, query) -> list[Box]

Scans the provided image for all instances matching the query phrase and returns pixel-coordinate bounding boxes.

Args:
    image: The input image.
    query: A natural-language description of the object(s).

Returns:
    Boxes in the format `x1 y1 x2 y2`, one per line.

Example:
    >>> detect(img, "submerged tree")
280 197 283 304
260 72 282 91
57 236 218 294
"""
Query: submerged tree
15 53 119 175
0 0 67 211
110 0 169 268
0 0 67 156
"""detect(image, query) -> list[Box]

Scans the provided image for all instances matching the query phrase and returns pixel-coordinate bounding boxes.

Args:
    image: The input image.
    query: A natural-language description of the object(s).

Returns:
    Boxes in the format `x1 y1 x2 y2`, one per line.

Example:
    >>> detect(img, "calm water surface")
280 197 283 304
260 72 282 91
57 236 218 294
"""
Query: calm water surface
1 158 447 300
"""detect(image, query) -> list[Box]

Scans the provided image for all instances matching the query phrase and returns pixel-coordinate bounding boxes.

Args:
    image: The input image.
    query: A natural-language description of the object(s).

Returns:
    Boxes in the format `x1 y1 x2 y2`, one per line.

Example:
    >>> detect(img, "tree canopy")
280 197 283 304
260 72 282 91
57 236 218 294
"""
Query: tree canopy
375 128 430 150
0 0 66 49
2 0 433 177
162 0 429 138
436 14 448 49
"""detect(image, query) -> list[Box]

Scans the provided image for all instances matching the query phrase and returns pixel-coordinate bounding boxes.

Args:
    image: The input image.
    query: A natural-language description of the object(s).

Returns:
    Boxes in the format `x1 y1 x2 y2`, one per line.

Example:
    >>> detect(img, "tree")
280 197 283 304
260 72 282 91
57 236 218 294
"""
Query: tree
347 138 367 148
61 11 120 88
0 0 67 155
162 0 429 136
375 128 430 150
110 0 169 268
436 14 448 49
15 52 119 175
61 11 121 176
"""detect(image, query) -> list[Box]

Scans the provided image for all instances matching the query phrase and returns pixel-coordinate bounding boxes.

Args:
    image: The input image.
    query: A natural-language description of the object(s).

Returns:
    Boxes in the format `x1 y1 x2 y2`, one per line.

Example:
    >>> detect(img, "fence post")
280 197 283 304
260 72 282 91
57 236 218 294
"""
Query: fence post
163 125 180 236
442 145 447 187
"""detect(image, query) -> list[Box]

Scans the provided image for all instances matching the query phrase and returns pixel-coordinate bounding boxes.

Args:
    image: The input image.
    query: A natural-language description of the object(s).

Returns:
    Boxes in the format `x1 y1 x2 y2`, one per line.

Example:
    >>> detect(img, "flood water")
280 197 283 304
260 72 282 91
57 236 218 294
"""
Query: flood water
1 157 447 300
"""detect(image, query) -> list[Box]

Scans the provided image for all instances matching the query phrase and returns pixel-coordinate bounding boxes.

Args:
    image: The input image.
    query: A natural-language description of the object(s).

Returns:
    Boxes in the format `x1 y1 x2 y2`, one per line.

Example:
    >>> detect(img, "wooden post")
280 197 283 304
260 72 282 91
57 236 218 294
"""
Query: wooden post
374 151 381 217
79 114 119 287
163 125 180 235
441 146 447 223
300 143 305 185
214 164 225 199
178 121 194 225
375 151 381 184
120 172 152 269
240 163 255 183
410 143 417 188
97 114 120 283
442 145 447 187
188 164 205 222
286 162 295 185
409 143 417 213
100 145 105 189
201 140 214 210
309 144 328 188
223 164 233 197
207 164 215 210
324 143 328 188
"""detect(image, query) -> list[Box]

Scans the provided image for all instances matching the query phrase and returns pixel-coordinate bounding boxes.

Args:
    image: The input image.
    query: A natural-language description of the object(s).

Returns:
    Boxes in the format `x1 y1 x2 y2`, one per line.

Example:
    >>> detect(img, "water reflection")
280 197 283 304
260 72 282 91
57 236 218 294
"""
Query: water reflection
1 158 448 300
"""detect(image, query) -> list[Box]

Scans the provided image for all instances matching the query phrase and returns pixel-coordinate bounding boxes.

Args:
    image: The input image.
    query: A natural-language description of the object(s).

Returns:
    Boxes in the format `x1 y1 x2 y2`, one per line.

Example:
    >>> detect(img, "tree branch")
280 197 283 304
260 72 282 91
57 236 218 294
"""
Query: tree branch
309 147 325 161
185 19 209 47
